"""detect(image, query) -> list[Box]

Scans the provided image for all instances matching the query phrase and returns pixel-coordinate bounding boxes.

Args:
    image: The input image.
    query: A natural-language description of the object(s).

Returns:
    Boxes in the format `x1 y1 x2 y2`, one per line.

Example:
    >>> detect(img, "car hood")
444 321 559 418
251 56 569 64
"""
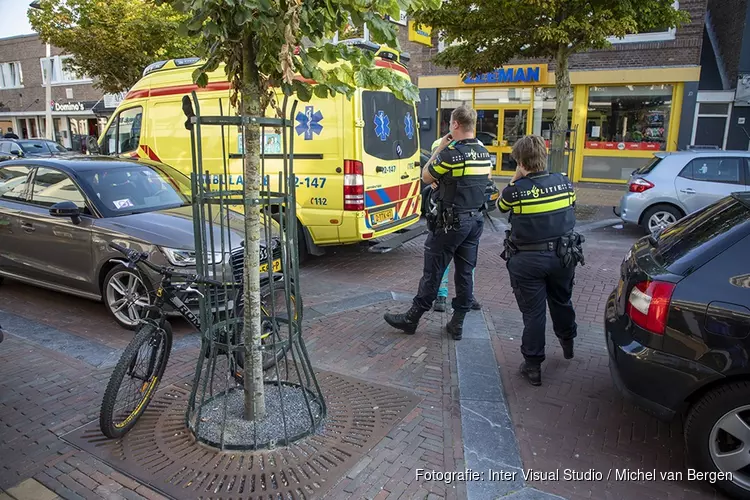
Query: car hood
94 205 250 250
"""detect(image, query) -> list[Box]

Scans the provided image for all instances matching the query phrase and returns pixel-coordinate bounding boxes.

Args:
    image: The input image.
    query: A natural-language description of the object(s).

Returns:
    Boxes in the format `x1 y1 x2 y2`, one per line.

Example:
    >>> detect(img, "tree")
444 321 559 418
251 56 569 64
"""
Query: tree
162 0 438 421
28 0 198 94
411 0 689 172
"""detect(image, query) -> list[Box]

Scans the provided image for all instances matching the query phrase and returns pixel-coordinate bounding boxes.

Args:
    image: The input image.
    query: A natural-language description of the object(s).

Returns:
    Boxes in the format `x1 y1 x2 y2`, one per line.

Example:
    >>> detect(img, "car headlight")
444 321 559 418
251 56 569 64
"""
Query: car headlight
161 247 223 266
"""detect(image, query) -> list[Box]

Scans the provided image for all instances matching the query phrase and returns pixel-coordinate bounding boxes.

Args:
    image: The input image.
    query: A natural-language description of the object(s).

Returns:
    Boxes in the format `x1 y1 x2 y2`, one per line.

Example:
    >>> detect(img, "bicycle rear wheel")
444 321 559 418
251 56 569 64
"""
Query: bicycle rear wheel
99 323 172 438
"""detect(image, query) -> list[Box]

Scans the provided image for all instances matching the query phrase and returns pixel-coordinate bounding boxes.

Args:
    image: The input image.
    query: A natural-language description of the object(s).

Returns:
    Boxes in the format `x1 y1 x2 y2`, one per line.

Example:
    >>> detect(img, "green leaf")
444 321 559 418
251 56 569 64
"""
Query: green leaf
295 81 313 102
313 85 330 99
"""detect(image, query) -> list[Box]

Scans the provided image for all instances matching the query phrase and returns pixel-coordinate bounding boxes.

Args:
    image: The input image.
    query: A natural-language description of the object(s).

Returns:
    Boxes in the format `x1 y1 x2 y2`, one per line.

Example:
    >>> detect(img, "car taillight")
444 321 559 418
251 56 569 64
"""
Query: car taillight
629 178 654 193
626 280 675 335
344 159 364 211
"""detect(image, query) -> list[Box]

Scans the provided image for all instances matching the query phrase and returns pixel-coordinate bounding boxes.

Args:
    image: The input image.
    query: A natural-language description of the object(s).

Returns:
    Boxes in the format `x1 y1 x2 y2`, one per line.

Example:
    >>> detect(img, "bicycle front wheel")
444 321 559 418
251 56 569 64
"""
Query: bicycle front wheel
99 323 172 438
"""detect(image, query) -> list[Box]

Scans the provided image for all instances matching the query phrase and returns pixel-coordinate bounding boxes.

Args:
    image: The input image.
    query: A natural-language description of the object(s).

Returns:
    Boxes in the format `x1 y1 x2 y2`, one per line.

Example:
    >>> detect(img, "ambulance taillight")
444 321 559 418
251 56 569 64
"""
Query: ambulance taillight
343 160 364 211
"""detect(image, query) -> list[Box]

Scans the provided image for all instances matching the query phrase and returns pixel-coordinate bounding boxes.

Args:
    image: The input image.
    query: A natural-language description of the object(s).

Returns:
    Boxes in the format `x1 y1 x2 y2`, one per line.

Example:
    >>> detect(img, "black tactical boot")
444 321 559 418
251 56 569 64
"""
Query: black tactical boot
559 338 574 359
446 310 467 340
433 296 447 312
519 361 542 386
384 306 425 334
470 298 482 310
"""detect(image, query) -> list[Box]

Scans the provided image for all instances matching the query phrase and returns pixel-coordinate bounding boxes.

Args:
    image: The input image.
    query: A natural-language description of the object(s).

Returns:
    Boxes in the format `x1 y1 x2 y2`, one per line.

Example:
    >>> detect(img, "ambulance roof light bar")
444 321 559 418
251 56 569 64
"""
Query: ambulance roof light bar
335 38 409 66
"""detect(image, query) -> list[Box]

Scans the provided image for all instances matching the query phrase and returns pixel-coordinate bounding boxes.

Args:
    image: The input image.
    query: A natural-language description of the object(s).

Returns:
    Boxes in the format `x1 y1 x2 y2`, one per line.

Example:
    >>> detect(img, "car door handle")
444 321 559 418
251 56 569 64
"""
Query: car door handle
20 222 35 232
400 173 409 179
680 188 696 194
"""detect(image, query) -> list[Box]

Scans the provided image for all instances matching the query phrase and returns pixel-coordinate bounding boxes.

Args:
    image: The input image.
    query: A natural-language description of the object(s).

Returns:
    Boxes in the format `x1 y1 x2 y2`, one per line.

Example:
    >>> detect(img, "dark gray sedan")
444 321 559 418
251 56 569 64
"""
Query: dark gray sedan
0 157 268 329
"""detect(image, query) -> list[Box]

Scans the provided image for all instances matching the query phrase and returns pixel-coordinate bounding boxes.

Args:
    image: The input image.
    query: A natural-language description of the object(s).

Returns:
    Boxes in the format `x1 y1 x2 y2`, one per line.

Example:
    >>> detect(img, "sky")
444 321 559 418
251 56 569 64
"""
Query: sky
0 0 36 39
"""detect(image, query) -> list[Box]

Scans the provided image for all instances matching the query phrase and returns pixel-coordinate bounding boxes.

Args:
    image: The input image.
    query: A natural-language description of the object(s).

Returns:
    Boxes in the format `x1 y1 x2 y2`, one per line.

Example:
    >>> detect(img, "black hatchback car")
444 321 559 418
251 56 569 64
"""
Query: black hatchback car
606 192 750 498
0 138 71 161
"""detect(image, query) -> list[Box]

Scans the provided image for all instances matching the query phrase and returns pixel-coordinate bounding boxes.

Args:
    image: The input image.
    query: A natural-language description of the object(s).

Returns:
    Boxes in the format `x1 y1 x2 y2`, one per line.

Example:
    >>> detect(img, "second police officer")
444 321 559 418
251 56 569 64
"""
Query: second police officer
384 105 491 340
497 135 584 387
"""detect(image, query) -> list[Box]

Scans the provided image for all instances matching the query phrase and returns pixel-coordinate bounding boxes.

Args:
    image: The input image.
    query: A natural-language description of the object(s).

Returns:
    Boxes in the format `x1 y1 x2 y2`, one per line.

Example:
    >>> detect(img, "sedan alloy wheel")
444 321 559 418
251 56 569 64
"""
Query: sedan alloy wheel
105 266 151 329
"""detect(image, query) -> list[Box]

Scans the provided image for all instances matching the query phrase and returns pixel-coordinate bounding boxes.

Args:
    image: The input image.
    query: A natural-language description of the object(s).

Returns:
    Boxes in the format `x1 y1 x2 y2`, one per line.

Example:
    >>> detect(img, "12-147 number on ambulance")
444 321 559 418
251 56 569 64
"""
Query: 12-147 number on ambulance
295 177 326 188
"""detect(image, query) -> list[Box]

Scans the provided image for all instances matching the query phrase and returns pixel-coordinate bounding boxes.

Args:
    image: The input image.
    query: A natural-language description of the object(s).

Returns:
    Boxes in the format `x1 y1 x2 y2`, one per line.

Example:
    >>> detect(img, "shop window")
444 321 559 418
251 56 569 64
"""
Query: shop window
474 88 531 106
439 89 473 137
40 55 90 85
100 107 143 155
532 88 573 143
585 85 673 152
0 61 22 89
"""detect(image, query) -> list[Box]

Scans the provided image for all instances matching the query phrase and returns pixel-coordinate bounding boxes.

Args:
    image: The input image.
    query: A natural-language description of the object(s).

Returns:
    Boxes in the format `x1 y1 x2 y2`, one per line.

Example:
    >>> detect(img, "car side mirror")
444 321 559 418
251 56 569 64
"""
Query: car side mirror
49 201 81 225
10 149 22 157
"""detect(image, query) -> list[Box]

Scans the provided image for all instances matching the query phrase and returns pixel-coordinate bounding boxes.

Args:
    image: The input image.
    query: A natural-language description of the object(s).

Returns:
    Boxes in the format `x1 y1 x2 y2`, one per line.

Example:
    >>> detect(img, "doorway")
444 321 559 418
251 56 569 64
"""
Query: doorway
476 107 531 174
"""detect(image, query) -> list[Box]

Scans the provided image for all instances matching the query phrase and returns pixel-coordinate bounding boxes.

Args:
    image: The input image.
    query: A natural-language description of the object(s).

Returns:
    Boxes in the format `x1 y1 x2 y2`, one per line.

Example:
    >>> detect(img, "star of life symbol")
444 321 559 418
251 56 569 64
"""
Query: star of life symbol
295 106 323 140
404 112 415 140
374 111 391 141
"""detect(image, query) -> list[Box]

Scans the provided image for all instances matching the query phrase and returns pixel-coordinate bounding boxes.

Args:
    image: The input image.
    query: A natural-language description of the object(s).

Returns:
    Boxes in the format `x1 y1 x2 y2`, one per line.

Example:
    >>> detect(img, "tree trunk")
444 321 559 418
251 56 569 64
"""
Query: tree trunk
241 37 266 421
550 45 571 174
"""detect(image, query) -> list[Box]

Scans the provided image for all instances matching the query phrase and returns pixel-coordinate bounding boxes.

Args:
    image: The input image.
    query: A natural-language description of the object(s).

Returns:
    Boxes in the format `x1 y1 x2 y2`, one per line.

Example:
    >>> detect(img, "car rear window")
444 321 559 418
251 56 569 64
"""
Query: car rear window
362 91 418 161
654 195 750 275
633 156 664 175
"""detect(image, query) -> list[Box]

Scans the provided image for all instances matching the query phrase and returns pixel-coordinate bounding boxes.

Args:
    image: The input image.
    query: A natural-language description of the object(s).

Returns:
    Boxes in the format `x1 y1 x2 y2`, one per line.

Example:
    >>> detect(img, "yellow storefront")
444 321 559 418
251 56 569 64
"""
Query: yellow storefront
419 64 701 183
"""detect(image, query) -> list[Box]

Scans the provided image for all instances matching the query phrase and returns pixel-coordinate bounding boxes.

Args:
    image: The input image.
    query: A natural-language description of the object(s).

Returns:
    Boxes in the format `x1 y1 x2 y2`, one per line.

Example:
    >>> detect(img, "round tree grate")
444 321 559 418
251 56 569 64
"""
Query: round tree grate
63 371 421 499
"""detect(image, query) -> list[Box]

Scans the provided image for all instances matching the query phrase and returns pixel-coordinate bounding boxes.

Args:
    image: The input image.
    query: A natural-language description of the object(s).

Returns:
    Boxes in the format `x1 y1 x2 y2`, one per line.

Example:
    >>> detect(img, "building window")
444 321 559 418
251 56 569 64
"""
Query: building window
585 84 673 151
438 89 472 137
40 55 90 85
692 101 732 149
608 1 679 44
0 61 23 89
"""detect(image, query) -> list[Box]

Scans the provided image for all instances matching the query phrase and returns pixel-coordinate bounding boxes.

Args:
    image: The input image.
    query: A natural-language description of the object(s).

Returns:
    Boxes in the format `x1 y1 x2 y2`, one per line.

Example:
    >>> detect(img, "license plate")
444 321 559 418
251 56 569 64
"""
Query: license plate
259 259 282 273
370 208 394 226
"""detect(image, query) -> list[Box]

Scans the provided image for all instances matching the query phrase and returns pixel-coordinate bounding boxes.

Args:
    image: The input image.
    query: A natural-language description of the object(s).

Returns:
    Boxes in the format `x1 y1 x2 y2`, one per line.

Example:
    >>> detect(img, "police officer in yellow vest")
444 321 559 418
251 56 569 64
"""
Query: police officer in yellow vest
385 105 491 340
427 137 484 313
498 135 584 386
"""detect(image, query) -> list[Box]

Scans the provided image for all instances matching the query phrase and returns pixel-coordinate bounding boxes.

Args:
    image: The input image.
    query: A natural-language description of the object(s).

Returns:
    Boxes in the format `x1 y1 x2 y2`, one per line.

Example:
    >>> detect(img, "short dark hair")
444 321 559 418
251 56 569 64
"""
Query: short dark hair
450 105 477 133
511 135 547 173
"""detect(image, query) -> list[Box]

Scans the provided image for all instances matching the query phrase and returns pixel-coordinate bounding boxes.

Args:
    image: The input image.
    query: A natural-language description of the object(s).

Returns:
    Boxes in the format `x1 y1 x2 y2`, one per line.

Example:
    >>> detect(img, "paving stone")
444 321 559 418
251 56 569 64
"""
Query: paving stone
5 479 58 500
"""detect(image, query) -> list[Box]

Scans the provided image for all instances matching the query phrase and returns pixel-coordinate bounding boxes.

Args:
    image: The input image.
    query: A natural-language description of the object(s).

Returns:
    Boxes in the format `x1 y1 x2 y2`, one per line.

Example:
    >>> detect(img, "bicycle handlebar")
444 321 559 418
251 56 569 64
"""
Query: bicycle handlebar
108 242 224 287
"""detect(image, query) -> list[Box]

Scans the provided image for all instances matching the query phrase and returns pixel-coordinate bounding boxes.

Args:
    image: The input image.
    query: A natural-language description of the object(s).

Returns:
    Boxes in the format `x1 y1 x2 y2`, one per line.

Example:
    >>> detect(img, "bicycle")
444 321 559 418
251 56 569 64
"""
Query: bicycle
99 242 296 439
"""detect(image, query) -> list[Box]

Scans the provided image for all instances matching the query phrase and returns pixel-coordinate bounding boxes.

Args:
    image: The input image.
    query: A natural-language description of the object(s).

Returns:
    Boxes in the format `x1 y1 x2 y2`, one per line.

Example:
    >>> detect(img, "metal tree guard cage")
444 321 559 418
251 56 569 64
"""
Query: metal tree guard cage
182 91 325 451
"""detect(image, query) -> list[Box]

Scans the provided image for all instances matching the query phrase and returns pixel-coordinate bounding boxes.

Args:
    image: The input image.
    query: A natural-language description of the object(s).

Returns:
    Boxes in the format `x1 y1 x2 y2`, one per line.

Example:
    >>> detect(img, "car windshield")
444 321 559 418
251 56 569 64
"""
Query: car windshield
78 163 191 217
18 140 52 154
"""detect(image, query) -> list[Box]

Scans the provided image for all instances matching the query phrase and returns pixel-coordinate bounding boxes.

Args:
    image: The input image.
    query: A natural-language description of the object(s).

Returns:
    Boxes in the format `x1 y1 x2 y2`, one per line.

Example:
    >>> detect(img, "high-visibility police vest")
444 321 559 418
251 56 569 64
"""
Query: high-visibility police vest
497 171 576 244
427 139 492 212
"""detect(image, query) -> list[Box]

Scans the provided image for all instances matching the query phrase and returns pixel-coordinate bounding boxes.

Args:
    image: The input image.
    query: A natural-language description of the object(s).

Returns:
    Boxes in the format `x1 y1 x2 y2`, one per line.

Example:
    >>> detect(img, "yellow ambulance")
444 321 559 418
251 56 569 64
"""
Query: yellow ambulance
97 46 423 260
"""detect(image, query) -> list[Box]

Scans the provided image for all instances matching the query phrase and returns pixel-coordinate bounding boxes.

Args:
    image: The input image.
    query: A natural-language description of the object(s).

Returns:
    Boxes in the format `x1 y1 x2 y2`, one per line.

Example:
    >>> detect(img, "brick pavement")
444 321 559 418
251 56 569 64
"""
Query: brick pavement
0 221 726 500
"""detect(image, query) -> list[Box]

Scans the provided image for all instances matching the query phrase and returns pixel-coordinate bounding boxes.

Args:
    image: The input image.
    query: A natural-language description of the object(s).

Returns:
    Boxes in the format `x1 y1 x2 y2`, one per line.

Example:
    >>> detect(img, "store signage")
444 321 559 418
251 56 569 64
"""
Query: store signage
585 141 662 151
50 100 87 112
408 21 432 46
104 92 126 109
385 10 408 26
463 64 548 85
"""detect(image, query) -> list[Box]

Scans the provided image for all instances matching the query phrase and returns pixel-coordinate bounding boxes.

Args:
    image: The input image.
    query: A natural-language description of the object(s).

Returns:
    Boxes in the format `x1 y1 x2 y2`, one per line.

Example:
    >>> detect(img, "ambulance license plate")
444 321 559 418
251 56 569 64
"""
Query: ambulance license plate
259 259 282 273
370 208 394 226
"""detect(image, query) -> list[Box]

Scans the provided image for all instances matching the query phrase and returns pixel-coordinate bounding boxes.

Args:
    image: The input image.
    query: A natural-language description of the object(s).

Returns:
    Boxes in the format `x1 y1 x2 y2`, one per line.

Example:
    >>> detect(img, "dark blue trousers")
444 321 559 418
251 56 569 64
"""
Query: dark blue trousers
507 251 577 365
414 213 484 313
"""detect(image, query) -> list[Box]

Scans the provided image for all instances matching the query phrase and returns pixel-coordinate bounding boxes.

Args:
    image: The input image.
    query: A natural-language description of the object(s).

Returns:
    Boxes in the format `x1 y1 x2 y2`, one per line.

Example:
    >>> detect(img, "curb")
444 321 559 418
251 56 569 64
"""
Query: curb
456 311 566 500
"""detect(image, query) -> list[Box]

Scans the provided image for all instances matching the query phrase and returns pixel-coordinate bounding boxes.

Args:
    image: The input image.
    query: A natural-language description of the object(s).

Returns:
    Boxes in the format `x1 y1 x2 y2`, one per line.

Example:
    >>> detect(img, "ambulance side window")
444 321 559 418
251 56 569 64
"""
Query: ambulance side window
101 106 143 155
